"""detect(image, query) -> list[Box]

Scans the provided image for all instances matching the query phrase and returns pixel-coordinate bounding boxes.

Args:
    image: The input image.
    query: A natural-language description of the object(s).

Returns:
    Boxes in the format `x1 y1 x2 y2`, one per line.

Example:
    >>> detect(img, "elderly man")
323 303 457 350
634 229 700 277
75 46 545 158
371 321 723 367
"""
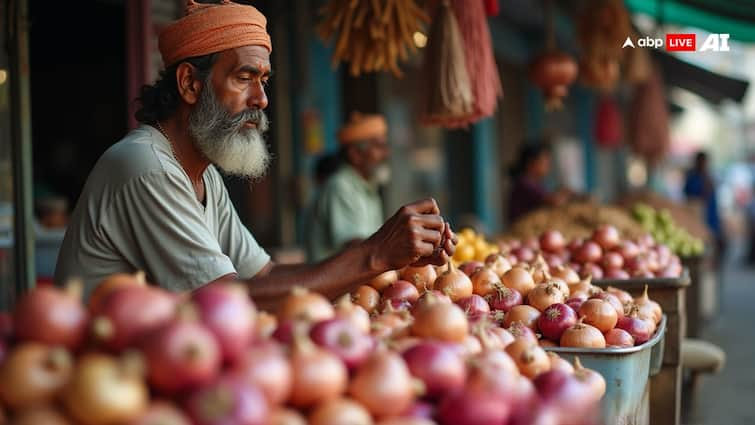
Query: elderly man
308 112 390 262
54 1 454 310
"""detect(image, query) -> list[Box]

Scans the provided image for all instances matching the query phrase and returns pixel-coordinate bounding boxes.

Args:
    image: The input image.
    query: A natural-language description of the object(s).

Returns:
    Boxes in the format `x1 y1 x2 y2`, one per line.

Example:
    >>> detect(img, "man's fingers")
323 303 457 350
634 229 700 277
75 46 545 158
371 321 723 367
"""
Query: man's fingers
415 227 442 245
415 240 437 259
402 198 440 215
412 214 445 232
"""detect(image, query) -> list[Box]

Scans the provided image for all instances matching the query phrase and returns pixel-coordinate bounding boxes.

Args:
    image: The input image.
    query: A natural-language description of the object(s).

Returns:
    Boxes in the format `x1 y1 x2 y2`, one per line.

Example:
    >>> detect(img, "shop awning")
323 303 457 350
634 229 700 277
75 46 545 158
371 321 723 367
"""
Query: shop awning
625 0 755 42
653 50 750 104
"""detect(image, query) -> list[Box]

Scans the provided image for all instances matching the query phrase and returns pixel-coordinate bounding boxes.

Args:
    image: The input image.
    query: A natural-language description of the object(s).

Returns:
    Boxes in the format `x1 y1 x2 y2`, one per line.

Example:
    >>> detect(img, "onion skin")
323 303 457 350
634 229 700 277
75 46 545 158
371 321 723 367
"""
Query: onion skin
601 251 624 271
505 339 550 378
592 225 621 250
335 296 371 335
470 267 501 297
578 299 618 333
310 318 374 370
11 405 73 425
352 286 381 314
0 343 73 409
456 295 491 320
547 352 575 374
590 292 625 319
402 342 467 398
127 401 191 425
437 387 511 425
349 351 415 418
503 305 541 331
485 253 513 278
502 266 536 297
382 281 420 304
459 261 485 277
410 298 468 343
551 266 580 286
533 369 596 421
278 287 335 323
434 266 473 302
538 303 577 342
527 283 566 312
192 283 256 365
560 321 606 348
309 398 373 425
62 353 149 425
254 312 277 340
185 375 270 425
616 315 654 345
93 285 177 352
289 338 348 408
635 285 663 325
399 267 436 292
540 230 566 253
269 408 307 425
605 328 635 348
573 357 607 401
89 271 146 315
232 341 292 405
484 286 523 312
141 312 222 395
13 284 88 350
368 271 400 293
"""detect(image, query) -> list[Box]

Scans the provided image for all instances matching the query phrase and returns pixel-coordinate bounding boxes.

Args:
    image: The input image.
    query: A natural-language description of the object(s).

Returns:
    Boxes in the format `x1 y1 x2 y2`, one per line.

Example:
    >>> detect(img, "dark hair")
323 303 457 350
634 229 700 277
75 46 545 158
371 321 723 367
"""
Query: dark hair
314 152 342 184
509 143 549 178
694 151 708 165
134 53 218 124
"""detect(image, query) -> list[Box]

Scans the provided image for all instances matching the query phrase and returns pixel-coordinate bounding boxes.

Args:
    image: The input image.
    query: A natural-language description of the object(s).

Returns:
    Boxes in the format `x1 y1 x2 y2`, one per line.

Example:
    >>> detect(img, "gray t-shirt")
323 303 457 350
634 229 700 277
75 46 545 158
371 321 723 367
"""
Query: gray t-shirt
54 125 270 295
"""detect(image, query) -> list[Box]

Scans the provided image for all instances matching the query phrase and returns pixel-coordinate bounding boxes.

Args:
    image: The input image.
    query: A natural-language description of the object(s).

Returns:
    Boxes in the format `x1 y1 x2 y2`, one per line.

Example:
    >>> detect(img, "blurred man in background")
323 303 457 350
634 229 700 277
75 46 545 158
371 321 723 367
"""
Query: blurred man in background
308 112 391 262
684 151 725 265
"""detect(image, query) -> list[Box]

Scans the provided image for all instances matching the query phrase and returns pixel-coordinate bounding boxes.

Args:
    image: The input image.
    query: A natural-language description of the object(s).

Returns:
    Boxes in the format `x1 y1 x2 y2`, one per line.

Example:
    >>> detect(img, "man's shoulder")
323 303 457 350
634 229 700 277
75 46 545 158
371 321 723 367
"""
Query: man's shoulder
93 126 181 185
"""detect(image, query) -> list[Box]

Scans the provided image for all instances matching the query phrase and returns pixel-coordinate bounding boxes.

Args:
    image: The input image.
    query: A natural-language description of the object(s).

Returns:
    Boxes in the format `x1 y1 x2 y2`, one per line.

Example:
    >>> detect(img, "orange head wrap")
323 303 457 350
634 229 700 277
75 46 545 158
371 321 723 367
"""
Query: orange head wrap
158 0 272 67
338 112 388 145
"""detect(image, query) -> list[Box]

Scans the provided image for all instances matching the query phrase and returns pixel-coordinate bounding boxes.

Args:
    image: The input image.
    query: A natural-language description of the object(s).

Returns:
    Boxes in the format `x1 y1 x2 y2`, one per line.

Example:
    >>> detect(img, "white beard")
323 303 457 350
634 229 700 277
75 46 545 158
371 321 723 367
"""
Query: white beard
188 81 271 179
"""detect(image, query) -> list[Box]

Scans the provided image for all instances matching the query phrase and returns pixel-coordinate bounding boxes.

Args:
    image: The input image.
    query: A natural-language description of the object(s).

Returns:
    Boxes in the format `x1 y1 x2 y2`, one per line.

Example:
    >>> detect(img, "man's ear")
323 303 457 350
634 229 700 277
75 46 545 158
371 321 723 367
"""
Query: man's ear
176 62 204 105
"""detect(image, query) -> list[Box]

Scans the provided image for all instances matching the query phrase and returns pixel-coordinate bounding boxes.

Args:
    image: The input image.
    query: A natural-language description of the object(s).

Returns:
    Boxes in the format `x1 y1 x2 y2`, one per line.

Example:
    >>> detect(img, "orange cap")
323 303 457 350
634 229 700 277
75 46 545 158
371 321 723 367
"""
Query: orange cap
338 112 388 145
159 0 272 67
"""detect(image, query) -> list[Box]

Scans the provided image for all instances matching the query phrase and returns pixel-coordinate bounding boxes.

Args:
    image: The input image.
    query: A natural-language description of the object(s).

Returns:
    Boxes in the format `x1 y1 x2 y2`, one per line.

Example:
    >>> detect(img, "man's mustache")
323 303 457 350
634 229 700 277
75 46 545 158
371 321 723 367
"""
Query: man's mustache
232 109 268 132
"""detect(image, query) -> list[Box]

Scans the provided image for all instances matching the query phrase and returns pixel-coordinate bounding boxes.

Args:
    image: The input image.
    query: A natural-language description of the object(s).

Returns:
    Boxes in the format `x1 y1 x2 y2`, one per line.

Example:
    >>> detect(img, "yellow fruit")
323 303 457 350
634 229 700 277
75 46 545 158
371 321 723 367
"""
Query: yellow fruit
454 244 476 262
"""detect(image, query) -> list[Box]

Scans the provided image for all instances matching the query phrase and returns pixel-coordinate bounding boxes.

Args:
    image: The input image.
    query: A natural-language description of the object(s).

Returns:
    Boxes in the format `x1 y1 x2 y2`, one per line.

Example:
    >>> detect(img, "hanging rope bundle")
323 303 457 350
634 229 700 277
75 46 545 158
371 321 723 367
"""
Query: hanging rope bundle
317 0 430 77
421 0 502 128
419 0 474 125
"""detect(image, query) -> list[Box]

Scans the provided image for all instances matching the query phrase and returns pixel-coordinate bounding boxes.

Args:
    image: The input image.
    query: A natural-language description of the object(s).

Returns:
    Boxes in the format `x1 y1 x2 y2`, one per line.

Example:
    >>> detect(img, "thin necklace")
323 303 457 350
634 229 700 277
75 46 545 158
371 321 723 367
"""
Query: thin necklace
154 121 186 172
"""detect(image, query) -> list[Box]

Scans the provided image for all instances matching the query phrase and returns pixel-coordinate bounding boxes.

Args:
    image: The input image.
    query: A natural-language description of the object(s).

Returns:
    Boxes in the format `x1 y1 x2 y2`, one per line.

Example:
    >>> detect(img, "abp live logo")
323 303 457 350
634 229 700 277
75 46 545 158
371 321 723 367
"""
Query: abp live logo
666 33 730 52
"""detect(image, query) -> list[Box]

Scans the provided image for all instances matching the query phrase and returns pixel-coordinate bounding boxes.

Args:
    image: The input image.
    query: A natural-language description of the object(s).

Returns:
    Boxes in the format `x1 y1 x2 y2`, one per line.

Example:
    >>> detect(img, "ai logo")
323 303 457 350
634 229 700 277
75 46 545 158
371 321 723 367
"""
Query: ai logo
699 34 730 52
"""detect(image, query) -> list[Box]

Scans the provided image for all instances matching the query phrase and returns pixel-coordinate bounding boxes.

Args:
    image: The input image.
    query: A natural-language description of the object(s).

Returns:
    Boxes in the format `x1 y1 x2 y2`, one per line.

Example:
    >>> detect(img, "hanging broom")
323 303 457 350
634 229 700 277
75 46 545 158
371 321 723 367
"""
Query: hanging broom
419 0 475 126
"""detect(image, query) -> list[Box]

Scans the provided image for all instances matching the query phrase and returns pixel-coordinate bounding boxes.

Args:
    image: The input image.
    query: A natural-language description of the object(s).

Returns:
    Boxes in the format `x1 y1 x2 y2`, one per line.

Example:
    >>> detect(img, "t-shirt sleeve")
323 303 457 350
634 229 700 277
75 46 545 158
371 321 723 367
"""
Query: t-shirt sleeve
213 172 270 279
101 171 237 292
326 186 374 249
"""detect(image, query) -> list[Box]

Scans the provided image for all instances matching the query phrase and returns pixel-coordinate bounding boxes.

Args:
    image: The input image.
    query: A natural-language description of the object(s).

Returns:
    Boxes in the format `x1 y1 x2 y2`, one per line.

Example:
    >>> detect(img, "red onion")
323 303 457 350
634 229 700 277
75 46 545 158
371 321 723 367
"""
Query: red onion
192 283 256 365
534 369 595 420
512 247 535 263
617 240 640 260
92 285 177 352
456 295 490 320
539 230 566 253
538 303 577 342
616 316 654 345
185 375 269 425
636 234 655 249
310 318 374 370
567 238 583 254
382 281 420 304
459 261 485 277
484 286 522 312
605 269 630 280
576 241 603 264
605 328 635 347
402 342 467 398
580 263 604 280
400 401 435 419
590 292 625 319
601 251 624 271
437 387 511 425
13 284 88 349
506 321 538 344
129 401 191 425
592 225 620 250
141 306 221 395
566 295 587 313
272 320 298 345
544 253 565 269
232 341 292 405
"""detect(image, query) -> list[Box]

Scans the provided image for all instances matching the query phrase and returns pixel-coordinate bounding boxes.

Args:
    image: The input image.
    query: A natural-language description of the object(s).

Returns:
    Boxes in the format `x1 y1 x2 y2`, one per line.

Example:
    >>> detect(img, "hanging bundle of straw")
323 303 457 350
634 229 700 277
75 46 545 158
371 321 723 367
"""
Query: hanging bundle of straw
420 0 502 128
419 0 474 125
317 0 430 77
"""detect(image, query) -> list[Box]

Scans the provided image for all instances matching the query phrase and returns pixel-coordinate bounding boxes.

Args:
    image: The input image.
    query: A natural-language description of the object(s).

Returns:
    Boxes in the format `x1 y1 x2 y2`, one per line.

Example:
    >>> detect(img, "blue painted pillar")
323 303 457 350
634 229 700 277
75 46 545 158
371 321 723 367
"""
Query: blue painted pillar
471 118 499 235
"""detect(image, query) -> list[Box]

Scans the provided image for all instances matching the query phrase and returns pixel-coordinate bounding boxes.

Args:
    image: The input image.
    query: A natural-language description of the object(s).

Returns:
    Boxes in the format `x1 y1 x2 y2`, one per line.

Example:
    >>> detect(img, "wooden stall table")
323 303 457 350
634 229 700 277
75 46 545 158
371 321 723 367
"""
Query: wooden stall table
595 273 690 425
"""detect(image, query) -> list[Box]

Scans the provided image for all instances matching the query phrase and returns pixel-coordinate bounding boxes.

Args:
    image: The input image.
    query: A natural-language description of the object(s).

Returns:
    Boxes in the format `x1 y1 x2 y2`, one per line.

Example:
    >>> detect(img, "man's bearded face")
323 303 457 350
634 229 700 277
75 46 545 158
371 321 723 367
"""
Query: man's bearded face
187 80 270 179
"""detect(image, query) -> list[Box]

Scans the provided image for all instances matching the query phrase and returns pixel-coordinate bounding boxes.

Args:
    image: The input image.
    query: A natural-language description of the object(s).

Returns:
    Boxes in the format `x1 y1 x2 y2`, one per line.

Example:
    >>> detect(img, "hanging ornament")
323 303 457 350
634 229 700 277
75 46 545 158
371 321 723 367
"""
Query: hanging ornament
594 96 623 148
